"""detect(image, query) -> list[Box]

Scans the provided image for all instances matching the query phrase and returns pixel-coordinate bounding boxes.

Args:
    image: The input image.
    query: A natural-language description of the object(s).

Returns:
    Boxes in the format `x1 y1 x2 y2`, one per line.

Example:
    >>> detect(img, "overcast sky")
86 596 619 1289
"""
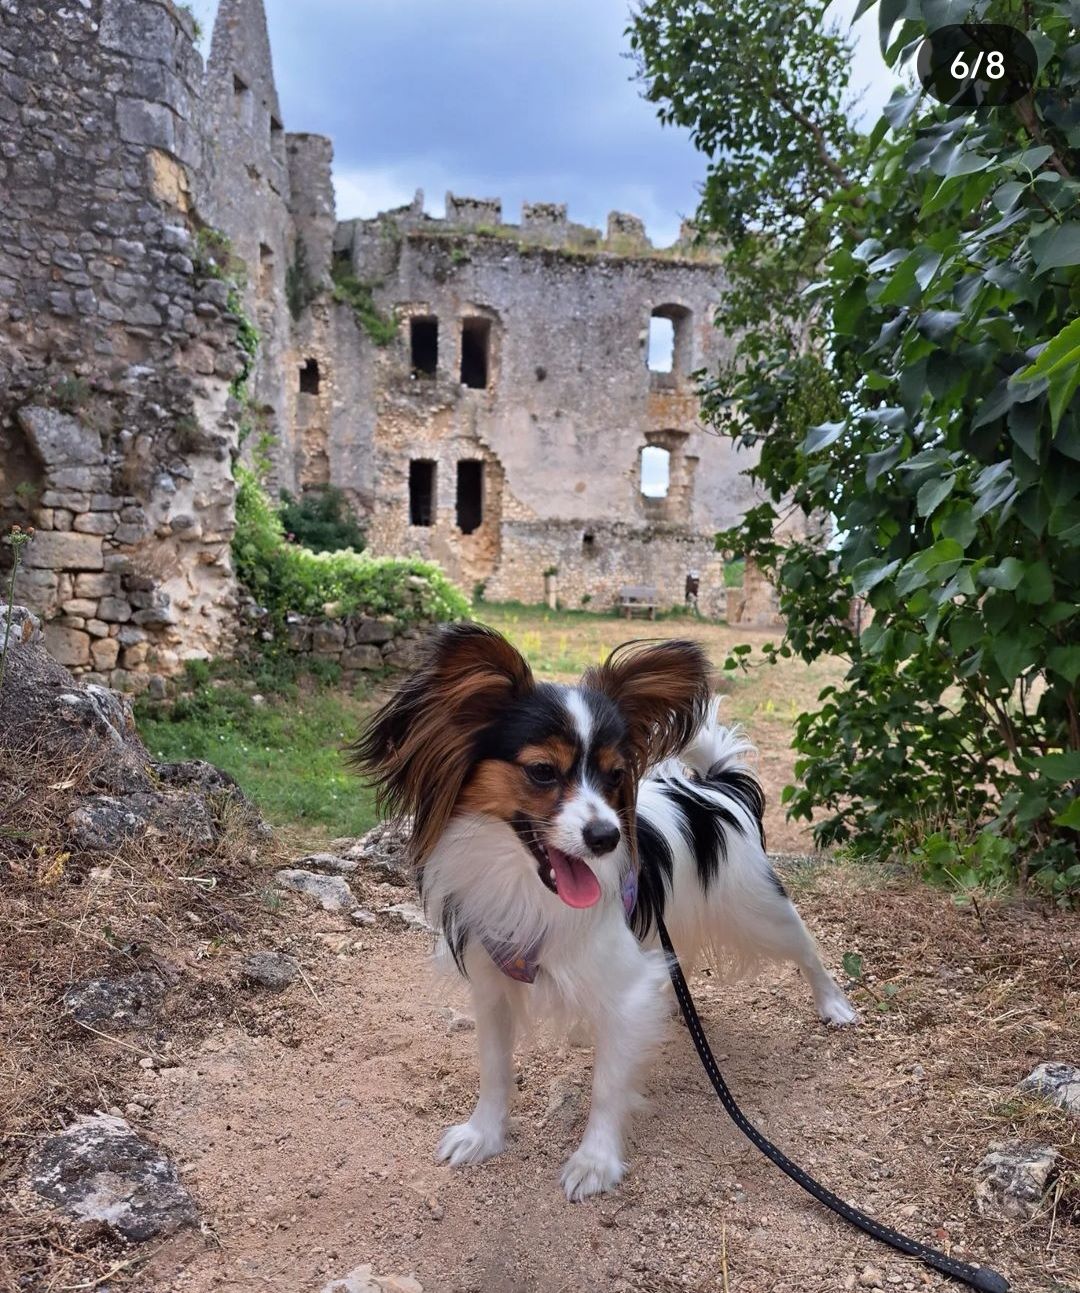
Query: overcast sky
187 1 897 247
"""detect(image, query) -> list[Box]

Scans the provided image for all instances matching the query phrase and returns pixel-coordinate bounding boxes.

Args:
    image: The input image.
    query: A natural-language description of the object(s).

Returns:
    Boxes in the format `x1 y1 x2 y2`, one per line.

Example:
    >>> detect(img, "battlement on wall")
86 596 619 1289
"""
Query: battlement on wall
338 190 719 263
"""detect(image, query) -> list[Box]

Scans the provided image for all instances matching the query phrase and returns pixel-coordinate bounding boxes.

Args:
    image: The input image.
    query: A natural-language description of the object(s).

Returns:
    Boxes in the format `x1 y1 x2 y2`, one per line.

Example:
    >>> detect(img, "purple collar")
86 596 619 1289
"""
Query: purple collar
481 869 638 984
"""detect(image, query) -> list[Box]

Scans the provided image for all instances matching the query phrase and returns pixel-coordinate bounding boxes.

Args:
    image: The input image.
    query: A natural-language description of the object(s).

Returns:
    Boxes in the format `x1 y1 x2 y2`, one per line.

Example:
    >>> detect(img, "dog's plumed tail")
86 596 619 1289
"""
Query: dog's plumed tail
679 696 756 781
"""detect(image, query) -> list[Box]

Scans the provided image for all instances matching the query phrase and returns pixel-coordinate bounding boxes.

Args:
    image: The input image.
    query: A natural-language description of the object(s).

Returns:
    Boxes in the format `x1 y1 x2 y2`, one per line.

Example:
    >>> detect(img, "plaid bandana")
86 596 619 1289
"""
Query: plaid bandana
481 869 639 984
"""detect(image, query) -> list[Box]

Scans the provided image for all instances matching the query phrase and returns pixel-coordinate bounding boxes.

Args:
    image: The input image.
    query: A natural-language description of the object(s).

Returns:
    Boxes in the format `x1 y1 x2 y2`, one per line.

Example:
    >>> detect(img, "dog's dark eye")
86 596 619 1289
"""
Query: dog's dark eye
605 767 626 790
525 762 559 786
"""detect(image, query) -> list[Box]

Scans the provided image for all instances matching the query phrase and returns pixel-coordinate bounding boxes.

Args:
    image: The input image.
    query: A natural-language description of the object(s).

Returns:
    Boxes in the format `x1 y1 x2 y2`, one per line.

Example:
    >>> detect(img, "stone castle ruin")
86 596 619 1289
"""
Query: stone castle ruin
0 0 773 687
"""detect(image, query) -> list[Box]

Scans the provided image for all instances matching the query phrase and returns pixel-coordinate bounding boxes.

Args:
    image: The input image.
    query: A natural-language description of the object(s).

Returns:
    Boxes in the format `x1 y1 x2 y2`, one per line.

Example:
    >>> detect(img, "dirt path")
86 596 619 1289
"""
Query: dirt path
133 863 1078 1293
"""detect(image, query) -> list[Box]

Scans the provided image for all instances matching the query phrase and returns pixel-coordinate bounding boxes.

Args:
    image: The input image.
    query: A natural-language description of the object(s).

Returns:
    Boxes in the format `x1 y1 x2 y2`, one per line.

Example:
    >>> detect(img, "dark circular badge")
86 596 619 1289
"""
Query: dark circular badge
916 25 1038 107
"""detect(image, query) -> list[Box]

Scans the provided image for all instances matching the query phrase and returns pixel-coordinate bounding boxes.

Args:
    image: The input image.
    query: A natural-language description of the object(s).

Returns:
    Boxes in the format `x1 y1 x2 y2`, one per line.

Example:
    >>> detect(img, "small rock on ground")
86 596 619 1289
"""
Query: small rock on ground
973 1141 1059 1220
321 1266 423 1293
343 817 413 886
380 901 432 933
858 1266 884 1289
1018 1061 1080 1116
274 869 354 913
444 1007 474 1033
293 852 359 875
26 1113 196 1241
62 972 165 1028
241 951 298 992
351 909 377 926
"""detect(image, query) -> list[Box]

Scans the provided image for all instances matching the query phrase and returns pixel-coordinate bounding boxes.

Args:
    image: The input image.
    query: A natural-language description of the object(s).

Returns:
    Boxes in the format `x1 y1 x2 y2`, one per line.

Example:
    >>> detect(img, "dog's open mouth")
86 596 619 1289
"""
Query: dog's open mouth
511 816 601 909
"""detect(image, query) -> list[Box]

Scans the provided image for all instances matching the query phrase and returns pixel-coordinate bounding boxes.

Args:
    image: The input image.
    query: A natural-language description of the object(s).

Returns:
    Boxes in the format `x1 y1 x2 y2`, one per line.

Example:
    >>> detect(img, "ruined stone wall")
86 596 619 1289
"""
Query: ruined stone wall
328 204 761 612
285 133 337 491
0 0 247 686
200 0 297 493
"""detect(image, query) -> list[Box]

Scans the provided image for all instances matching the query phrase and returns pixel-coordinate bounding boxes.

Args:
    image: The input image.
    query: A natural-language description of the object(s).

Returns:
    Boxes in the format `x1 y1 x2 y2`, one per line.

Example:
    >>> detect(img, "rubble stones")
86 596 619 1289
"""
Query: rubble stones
344 817 413 886
62 972 166 1029
273 868 355 913
25 1114 197 1241
242 951 299 992
973 1142 1059 1220
1019 1062 1080 1117
380 901 432 933
321 1267 424 1293
293 851 359 875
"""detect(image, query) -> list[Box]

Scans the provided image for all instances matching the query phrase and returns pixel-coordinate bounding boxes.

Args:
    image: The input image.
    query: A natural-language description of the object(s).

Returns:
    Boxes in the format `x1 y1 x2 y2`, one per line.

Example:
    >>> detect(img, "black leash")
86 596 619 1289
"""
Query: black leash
655 915 1009 1293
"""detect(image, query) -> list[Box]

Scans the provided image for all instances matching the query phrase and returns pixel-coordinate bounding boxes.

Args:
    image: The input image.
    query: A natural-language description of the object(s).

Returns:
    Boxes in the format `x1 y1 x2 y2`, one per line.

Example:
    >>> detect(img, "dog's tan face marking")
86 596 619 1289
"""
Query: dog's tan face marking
458 758 560 822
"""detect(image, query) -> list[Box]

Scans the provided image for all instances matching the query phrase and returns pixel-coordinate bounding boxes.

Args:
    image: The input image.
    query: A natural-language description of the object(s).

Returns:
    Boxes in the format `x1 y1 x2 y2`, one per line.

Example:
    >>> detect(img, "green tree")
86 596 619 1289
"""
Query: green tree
631 0 1080 895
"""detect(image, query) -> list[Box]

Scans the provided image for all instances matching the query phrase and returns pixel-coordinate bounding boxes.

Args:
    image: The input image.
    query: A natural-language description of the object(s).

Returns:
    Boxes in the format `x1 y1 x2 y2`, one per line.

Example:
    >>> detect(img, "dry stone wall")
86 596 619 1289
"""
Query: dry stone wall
0 0 255 689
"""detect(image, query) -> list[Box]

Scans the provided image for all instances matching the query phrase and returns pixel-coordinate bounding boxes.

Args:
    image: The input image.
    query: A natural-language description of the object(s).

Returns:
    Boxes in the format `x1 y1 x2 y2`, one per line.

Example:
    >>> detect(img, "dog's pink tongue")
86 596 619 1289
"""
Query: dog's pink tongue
548 847 602 909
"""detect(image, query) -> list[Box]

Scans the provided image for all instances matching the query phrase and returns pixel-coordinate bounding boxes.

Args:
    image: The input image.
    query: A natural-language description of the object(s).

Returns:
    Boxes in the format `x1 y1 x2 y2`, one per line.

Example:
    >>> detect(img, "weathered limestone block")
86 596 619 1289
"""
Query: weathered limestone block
42 625 91 668
16 406 104 468
312 622 346 655
97 596 133 623
353 617 396 645
342 645 383 671
22 531 104 571
73 513 117 535
91 638 121 671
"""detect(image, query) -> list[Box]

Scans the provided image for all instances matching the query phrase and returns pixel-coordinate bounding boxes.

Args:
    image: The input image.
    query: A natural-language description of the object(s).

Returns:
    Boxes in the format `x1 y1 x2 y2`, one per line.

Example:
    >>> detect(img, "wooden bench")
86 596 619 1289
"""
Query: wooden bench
618 584 658 620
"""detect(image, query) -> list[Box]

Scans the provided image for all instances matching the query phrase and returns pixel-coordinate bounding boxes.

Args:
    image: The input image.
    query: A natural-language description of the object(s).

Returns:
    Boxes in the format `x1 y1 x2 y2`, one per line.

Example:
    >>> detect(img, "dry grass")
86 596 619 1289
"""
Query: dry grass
790 860 1080 1284
0 744 288 1292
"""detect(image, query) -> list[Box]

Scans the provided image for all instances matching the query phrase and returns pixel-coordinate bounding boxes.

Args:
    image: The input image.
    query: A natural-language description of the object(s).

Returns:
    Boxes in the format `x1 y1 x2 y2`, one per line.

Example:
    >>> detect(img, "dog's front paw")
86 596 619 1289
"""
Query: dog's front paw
819 990 859 1027
560 1143 625 1201
437 1120 505 1167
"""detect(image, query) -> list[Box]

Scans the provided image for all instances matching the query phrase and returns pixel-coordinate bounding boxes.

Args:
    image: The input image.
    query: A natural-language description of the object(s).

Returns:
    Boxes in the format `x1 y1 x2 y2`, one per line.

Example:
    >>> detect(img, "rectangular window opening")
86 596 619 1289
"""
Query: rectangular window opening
299 358 320 395
233 75 253 127
409 459 436 527
456 460 484 534
411 316 438 377
460 317 491 389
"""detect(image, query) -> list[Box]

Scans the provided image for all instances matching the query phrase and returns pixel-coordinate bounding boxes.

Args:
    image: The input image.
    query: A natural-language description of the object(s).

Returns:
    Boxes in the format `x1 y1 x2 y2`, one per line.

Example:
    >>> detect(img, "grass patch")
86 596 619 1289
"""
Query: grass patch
136 659 379 843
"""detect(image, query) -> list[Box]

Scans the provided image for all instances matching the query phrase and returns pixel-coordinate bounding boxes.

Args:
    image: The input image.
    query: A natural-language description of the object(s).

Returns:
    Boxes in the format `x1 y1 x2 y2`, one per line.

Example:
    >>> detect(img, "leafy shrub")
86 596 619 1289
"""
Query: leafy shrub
331 261 398 346
632 0 1080 895
279 486 366 553
233 467 468 626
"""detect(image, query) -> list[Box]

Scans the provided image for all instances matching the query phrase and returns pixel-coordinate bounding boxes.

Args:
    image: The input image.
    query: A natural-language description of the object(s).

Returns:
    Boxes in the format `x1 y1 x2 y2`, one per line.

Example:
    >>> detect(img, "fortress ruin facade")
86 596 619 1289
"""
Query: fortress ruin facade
0 0 770 687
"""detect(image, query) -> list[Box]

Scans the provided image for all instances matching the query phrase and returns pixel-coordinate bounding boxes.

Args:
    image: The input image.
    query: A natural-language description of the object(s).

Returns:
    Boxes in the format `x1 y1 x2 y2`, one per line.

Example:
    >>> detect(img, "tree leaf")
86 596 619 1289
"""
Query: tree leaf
978 558 1026 589
1031 223 1080 276
917 475 955 517
853 557 902 596
802 421 846 454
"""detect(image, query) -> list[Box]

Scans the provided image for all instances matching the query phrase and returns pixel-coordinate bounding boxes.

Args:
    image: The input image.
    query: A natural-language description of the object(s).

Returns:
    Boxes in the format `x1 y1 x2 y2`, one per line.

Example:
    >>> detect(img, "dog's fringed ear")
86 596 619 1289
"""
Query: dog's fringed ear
584 639 712 778
350 623 534 865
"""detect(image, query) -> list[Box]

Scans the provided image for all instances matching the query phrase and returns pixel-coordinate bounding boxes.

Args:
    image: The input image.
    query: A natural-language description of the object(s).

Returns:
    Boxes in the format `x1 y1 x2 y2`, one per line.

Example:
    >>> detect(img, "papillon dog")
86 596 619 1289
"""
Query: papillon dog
353 624 856 1201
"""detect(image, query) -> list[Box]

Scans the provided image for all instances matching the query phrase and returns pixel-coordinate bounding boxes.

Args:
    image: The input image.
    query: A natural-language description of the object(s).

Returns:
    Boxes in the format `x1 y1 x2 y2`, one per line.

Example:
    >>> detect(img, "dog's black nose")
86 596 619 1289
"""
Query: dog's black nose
583 820 620 856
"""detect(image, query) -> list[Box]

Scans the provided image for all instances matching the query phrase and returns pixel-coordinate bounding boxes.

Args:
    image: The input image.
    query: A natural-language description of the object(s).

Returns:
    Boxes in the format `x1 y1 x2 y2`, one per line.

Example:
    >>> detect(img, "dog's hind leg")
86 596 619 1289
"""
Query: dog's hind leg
437 957 516 1166
723 863 858 1027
